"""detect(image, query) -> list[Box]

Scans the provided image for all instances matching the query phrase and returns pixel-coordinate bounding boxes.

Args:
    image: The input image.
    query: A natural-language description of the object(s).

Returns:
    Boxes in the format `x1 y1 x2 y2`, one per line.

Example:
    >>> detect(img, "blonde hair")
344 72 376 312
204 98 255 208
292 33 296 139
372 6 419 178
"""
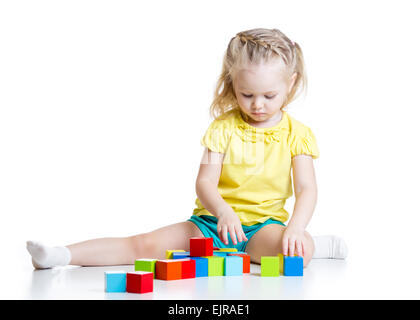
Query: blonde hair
209 28 307 120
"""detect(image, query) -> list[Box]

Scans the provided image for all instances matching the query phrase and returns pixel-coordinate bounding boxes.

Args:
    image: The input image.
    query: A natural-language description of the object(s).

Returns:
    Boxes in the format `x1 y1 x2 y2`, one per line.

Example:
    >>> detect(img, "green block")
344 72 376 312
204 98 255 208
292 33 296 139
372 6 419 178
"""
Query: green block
134 258 157 278
261 256 280 277
205 256 224 276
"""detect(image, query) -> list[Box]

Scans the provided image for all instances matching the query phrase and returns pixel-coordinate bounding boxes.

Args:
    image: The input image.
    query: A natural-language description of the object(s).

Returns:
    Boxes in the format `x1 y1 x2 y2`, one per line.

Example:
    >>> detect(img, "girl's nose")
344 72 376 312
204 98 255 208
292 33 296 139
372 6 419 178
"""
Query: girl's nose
252 99 264 111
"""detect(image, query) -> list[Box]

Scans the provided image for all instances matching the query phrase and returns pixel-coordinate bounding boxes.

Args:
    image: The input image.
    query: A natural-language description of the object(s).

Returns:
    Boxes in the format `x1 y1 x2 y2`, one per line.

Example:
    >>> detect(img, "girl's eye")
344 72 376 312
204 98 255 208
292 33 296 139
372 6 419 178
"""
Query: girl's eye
241 94 276 99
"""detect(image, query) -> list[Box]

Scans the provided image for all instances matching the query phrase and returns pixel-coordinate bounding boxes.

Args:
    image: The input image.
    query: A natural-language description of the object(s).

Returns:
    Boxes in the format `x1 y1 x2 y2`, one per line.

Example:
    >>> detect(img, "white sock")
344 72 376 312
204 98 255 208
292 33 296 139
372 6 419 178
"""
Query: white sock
312 235 348 259
26 241 72 269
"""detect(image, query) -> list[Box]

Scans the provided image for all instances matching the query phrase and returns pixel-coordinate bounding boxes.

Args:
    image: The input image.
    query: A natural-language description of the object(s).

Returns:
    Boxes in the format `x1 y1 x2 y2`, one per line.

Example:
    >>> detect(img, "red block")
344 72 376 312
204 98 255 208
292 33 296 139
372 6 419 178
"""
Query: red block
228 253 251 273
190 237 213 257
155 260 182 280
177 259 196 279
126 271 153 293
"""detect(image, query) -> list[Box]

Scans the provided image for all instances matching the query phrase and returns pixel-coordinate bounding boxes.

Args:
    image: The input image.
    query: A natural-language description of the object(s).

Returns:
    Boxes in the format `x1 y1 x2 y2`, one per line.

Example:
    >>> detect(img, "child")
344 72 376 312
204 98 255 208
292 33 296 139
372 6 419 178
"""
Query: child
27 28 347 269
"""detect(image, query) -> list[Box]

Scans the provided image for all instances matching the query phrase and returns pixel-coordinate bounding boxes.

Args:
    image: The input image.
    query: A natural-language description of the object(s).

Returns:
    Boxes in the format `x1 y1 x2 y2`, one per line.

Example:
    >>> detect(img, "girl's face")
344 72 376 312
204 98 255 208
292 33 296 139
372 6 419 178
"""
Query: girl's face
233 59 296 127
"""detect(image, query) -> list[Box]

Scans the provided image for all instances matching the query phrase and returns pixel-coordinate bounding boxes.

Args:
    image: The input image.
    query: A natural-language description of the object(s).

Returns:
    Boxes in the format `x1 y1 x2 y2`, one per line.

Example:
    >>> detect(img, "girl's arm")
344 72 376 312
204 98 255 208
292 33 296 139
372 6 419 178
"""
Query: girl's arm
195 148 248 245
282 154 318 257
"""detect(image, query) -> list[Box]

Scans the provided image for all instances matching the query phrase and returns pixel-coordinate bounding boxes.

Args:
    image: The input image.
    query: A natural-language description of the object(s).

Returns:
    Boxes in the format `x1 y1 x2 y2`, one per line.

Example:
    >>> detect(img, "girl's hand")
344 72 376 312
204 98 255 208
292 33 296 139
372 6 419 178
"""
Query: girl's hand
216 208 248 246
282 225 306 257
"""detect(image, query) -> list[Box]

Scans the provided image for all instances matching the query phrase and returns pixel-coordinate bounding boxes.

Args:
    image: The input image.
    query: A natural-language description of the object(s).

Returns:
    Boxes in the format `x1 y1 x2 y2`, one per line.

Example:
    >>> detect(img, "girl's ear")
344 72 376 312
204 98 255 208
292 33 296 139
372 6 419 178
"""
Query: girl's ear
288 72 298 94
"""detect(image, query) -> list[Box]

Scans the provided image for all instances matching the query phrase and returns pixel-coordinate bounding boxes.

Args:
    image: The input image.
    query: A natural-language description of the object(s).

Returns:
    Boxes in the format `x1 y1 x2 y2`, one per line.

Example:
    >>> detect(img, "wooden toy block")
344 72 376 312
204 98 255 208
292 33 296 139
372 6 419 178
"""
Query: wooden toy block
204 256 224 276
277 253 284 274
228 253 251 273
189 257 208 277
190 237 213 257
166 249 186 259
260 256 280 277
126 271 153 294
224 256 243 276
218 248 238 252
284 255 303 276
155 259 182 280
134 259 157 278
176 258 196 279
172 251 190 259
104 271 126 292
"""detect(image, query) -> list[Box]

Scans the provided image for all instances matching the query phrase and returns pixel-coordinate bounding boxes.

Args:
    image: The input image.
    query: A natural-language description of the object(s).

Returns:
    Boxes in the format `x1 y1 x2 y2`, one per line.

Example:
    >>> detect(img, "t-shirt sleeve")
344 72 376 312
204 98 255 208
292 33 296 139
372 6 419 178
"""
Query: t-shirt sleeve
200 119 231 153
289 125 320 159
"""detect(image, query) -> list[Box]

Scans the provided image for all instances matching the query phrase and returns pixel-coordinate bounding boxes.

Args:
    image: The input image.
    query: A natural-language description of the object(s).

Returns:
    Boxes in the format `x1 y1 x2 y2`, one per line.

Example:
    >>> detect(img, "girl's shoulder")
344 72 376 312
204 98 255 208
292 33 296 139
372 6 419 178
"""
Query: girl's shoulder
208 108 240 130
285 112 320 159
284 112 316 137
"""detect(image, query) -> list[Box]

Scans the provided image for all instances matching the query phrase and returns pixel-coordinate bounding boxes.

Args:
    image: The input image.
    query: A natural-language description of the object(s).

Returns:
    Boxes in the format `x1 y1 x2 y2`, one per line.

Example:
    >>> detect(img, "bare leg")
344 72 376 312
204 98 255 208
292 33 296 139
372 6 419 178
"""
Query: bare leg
245 224 314 267
65 221 203 267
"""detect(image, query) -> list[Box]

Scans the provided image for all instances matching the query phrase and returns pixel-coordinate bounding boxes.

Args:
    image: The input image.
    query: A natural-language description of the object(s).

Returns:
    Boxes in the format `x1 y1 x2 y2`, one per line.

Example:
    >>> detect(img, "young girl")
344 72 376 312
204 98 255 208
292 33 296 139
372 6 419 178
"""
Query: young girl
27 28 347 269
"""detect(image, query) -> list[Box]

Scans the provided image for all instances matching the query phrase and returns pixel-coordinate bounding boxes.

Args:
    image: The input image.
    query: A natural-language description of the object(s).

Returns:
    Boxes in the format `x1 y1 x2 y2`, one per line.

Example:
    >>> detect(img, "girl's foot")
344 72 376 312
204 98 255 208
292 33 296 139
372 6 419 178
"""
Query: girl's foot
312 235 348 259
26 241 72 269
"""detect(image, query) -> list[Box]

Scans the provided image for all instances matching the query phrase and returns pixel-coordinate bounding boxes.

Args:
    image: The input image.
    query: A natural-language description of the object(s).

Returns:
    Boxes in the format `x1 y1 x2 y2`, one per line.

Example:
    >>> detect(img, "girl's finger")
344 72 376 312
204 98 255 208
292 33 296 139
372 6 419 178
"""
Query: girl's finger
241 229 248 242
228 225 237 245
234 225 243 243
288 238 295 257
221 225 228 245
295 239 303 257
217 224 224 242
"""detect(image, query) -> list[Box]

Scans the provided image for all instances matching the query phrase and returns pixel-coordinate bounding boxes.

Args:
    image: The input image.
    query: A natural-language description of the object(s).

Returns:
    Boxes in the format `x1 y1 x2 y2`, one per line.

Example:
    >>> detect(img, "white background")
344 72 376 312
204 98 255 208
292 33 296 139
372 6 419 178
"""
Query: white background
1 0 420 298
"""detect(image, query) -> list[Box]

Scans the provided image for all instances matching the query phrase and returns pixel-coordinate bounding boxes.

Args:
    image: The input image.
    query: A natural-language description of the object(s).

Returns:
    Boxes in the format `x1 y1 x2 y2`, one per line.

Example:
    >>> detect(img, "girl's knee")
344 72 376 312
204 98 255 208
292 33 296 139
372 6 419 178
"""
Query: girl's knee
303 231 314 267
127 233 157 260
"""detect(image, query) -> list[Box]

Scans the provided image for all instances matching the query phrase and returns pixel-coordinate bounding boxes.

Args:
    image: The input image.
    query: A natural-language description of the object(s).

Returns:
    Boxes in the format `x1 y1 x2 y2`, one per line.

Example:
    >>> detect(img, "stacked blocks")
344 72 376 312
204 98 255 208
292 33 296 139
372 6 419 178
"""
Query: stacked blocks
166 250 186 259
189 257 208 277
126 271 153 293
190 237 213 257
104 236 304 294
172 251 190 259
104 271 127 292
224 256 243 276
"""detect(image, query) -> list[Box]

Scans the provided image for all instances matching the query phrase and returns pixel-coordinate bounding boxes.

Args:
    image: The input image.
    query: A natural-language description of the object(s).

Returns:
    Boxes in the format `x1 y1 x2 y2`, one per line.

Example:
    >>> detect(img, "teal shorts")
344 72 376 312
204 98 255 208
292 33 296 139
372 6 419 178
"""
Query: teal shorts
187 215 286 252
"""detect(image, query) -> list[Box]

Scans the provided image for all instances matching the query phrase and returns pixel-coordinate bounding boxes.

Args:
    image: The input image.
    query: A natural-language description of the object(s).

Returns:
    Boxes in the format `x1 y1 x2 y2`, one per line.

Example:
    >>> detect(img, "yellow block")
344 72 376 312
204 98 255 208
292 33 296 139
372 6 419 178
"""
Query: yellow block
277 253 284 274
165 249 186 259
217 248 238 252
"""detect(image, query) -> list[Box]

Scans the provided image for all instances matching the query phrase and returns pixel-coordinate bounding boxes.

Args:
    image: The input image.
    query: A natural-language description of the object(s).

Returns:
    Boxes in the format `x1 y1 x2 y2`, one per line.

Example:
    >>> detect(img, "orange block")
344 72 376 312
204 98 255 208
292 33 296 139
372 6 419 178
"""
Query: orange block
228 253 251 273
155 259 182 280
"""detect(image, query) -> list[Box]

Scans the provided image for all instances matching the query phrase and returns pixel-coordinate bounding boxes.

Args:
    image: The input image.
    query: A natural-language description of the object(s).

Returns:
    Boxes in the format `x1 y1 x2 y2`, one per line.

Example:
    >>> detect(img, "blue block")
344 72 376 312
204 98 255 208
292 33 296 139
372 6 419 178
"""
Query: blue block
224 256 243 276
104 271 126 292
172 251 190 259
190 257 208 277
284 256 303 276
213 251 229 257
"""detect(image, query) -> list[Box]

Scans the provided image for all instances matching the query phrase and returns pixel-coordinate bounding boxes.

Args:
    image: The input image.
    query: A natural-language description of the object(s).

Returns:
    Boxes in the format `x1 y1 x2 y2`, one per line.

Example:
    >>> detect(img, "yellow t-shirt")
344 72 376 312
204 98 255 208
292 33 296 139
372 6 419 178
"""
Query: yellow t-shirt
192 108 320 226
